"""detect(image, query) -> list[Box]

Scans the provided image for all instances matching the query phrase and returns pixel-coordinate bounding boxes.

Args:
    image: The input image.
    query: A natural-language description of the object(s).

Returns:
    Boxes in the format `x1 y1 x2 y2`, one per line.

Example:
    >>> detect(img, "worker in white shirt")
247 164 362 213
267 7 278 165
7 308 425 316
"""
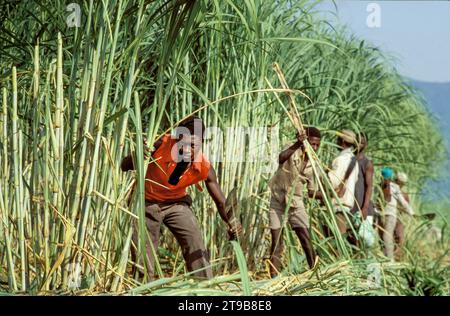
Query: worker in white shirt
328 130 360 236
394 171 410 256
381 168 414 260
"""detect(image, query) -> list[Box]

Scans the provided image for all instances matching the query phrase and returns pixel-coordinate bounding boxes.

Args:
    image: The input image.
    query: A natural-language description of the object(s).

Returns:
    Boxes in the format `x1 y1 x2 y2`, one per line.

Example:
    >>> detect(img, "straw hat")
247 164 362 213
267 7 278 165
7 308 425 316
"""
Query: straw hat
397 172 408 184
336 129 357 146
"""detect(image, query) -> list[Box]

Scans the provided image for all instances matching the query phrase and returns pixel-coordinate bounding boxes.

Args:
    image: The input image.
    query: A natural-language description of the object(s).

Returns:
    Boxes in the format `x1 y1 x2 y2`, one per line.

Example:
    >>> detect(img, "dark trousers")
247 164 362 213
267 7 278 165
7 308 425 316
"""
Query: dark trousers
132 202 212 279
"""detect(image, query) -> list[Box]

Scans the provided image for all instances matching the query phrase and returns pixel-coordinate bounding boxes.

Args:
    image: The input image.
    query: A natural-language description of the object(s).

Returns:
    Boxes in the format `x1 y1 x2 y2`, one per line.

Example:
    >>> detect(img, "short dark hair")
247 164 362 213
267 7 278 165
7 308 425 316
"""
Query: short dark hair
305 126 321 139
176 116 205 139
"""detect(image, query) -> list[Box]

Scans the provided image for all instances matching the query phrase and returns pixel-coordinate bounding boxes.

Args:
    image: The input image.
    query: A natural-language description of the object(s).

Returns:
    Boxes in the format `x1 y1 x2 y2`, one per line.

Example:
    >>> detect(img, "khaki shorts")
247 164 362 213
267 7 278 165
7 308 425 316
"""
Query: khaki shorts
269 192 309 230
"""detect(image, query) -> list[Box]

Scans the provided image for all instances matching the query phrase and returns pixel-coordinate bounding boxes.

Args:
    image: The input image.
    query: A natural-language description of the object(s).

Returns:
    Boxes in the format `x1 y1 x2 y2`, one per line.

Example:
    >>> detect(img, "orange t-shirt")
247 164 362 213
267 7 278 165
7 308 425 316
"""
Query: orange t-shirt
144 134 210 202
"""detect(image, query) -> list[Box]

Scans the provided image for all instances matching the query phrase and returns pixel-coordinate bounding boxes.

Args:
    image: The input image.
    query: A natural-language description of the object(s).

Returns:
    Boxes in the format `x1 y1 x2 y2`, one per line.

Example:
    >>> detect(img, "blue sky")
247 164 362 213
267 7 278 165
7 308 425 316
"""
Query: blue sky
313 0 450 83
312 1 450 199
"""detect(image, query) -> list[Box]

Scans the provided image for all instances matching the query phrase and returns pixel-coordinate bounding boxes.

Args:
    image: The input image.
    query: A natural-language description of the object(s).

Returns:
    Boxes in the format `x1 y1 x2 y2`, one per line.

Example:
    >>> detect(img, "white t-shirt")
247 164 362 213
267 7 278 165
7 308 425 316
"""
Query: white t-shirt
328 147 359 208
384 182 414 217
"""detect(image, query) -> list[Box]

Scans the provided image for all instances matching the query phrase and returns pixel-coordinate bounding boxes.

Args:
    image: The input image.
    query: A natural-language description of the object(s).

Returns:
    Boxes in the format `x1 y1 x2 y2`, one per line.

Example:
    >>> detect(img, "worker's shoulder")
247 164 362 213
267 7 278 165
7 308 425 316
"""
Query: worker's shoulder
359 154 374 164
333 150 350 163
200 152 211 165
280 143 293 151
199 151 212 173
155 133 174 147
390 182 401 193
280 143 304 158
151 133 173 156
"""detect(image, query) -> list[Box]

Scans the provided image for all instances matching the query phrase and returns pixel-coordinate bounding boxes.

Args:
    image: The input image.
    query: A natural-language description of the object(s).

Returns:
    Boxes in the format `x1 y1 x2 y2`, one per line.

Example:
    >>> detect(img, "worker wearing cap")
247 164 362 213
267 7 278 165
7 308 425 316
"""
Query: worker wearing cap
268 127 322 277
381 168 414 260
328 129 360 235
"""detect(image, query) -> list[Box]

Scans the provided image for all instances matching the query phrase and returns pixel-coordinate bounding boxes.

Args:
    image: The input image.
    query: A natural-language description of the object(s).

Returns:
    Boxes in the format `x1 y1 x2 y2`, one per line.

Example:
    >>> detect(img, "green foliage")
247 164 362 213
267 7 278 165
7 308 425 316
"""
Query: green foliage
0 0 447 295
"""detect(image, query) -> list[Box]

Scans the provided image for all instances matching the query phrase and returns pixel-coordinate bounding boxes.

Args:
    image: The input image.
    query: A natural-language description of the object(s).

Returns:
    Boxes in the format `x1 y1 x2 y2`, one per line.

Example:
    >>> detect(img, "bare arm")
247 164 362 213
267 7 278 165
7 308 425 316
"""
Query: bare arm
205 166 242 238
120 138 162 172
279 133 307 165
402 191 410 203
394 185 414 216
278 141 303 165
204 166 229 224
361 160 374 219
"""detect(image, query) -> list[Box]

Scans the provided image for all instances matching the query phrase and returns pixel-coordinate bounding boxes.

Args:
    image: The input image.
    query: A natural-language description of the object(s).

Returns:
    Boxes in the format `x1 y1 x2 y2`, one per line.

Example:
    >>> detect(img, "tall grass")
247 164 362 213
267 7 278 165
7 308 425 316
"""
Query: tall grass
0 0 448 295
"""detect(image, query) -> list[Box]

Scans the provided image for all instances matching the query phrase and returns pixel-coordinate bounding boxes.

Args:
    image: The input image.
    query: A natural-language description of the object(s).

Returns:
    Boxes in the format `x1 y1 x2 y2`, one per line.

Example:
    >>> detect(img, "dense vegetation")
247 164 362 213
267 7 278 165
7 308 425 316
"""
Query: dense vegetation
0 0 448 295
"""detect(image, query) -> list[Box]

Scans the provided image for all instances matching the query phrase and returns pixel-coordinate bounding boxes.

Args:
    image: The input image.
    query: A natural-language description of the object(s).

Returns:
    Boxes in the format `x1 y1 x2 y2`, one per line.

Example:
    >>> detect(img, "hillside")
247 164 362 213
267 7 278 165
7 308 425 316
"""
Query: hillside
410 80 450 199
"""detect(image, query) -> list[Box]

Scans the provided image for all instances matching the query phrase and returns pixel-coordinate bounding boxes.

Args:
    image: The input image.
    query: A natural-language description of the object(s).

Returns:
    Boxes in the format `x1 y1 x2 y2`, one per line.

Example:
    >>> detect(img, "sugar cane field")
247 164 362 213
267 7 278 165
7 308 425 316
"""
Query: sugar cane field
0 0 449 296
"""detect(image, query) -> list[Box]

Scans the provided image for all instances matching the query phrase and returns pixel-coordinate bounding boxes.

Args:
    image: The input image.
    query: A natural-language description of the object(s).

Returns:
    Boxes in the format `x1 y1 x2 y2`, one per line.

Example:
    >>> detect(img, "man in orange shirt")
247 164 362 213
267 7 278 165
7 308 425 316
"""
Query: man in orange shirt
121 116 241 279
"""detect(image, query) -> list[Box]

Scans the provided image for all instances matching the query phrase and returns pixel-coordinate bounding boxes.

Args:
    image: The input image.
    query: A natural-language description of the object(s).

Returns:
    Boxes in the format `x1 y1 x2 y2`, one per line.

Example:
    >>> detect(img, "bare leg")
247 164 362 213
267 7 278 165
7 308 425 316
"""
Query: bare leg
293 227 316 269
269 229 284 277
394 219 404 259
336 212 348 234
383 215 397 260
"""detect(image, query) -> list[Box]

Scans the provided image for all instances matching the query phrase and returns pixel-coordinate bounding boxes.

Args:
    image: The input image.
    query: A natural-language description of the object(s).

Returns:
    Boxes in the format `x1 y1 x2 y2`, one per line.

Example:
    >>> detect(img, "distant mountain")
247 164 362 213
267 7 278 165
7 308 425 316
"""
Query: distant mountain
410 80 450 139
409 80 450 198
